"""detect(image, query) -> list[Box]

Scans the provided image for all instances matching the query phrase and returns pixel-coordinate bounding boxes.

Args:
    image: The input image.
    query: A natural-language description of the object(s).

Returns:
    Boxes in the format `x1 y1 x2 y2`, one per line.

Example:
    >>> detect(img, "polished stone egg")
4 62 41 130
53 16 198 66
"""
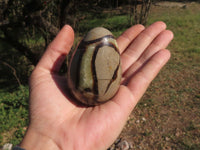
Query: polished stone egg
67 27 121 106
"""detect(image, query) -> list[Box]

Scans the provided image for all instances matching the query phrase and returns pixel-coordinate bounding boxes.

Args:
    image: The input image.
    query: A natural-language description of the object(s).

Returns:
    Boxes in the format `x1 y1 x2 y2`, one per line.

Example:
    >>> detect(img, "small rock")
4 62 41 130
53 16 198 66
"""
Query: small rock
117 140 129 150
165 137 170 141
141 117 146 122
2 143 13 150
136 120 140 124
175 128 182 137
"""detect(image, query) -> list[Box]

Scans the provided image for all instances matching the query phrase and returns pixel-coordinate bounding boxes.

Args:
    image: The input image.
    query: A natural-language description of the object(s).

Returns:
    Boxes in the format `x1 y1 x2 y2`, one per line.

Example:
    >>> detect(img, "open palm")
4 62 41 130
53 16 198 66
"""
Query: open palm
20 22 173 150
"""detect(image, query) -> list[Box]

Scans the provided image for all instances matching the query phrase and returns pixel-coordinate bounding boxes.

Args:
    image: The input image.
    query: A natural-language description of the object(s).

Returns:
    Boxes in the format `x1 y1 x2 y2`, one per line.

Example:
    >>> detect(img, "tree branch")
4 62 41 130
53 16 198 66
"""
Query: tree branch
29 11 59 37
1 61 22 86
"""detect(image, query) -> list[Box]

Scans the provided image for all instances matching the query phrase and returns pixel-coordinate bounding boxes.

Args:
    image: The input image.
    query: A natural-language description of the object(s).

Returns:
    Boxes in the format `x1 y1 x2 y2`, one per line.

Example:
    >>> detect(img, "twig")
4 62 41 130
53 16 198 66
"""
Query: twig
1 61 22 87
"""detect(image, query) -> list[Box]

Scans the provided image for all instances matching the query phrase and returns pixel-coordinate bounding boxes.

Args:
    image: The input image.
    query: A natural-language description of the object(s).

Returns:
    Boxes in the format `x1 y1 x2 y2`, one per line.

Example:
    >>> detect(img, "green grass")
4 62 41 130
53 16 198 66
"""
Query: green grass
1 2 200 149
78 15 129 36
0 86 29 146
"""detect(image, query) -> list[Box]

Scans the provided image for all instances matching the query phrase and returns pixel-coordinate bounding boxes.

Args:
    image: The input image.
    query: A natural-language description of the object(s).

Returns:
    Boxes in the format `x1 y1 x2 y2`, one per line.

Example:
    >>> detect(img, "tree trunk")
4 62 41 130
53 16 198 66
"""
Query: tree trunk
129 0 152 25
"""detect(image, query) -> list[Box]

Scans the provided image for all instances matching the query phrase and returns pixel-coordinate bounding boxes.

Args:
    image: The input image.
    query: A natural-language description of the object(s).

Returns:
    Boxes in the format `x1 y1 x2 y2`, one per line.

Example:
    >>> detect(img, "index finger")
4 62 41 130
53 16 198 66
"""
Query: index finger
116 24 145 54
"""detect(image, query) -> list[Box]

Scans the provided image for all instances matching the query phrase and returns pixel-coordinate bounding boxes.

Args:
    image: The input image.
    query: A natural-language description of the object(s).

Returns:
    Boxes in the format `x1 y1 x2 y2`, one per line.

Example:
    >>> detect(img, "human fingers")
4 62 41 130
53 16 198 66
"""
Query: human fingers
36 25 74 73
116 24 145 54
103 50 170 122
123 30 173 79
121 21 167 73
127 49 171 101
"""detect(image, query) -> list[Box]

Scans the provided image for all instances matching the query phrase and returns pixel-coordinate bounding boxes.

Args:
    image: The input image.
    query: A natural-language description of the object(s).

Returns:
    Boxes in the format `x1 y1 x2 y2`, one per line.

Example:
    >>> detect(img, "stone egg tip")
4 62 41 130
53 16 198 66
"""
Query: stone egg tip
84 27 113 42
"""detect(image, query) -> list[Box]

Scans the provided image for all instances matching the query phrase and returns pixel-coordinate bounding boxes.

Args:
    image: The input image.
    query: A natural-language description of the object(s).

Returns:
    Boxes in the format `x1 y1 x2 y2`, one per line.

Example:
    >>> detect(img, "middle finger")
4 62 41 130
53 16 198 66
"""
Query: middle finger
121 21 167 73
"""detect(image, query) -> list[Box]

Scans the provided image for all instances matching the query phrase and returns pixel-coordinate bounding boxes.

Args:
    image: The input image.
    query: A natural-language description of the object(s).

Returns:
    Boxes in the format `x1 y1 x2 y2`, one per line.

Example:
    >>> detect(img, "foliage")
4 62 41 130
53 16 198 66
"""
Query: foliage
0 0 152 85
0 0 152 63
0 86 29 146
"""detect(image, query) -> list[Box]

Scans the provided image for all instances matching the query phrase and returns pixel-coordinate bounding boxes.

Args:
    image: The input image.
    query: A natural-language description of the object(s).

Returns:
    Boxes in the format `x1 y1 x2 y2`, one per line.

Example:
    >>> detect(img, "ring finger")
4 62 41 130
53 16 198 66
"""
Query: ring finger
123 29 174 79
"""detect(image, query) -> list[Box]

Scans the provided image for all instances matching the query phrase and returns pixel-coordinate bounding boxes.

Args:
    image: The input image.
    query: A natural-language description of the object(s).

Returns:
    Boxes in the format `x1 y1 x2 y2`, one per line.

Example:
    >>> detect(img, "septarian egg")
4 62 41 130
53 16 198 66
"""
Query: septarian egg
68 27 121 106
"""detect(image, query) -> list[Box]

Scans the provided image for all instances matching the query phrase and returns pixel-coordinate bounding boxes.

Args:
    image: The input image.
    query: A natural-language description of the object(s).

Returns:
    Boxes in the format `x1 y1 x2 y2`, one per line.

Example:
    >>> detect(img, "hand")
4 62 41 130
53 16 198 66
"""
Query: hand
20 21 173 150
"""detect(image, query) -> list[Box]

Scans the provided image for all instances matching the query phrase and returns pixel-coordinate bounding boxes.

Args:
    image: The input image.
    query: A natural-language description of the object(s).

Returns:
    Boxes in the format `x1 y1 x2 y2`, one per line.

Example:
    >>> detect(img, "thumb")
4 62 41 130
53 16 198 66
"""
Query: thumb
36 25 74 72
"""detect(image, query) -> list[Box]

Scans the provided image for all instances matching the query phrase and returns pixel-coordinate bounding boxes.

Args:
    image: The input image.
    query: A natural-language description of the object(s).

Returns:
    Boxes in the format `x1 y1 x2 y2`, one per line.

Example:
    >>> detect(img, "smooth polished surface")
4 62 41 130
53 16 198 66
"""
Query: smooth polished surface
68 27 121 106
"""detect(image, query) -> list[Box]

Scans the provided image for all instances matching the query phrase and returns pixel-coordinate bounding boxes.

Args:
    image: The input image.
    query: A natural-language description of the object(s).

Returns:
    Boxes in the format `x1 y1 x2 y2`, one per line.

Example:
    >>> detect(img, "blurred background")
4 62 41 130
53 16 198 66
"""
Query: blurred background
0 0 200 149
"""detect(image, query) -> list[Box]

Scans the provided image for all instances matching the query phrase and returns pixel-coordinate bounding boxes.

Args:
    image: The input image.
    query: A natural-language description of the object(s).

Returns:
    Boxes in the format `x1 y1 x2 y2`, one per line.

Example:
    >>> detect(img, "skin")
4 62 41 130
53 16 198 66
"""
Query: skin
20 21 173 150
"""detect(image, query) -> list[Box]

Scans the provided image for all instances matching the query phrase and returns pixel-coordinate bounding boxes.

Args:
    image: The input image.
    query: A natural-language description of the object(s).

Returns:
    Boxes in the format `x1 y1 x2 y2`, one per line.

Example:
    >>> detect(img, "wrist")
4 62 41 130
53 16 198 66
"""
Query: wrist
20 126 60 150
